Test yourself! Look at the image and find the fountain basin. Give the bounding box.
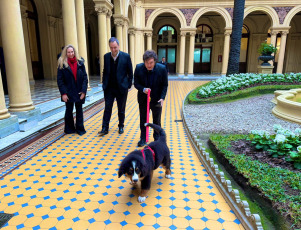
[272,88,301,124]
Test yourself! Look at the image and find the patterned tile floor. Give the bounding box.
[0,81,244,230]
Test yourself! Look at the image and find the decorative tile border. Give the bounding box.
[182,90,263,230]
[180,9,198,26]
[273,7,294,24]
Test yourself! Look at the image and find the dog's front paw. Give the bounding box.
[138,196,146,203]
[144,123,149,127]
[165,174,171,179]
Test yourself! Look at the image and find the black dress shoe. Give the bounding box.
[137,139,146,147]
[98,128,108,136]
[77,130,86,136]
[119,127,124,134]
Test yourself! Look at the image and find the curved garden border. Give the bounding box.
[182,90,264,230]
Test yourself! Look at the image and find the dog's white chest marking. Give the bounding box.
[132,161,139,181]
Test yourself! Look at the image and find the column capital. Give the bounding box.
[114,18,124,26]
[128,27,136,35]
[95,6,108,15]
[224,28,232,36]
[190,31,196,36]
[107,10,112,17]
[224,31,232,36]
[180,31,187,36]
[145,32,152,37]
[270,30,278,36]
[281,30,289,36]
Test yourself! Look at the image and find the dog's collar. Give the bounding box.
[141,146,155,162]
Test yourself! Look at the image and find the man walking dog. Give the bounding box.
[134,50,168,147]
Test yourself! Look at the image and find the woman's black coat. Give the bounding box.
[57,60,88,103]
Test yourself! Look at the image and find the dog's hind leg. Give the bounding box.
[162,156,172,179]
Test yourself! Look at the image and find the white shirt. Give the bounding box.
[111,51,120,61]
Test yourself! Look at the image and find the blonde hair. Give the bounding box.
[57,45,81,69]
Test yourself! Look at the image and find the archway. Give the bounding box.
[283,11,301,73]
[243,10,274,73]
[157,25,177,73]
[191,10,227,74]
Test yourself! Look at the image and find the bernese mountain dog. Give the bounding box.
[118,123,172,203]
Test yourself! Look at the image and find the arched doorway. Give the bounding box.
[22,0,44,80]
[194,24,213,73]
[239,25,250,73]
[283,11,301,73]
[157,25,177,73]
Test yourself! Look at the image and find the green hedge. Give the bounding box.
[209,134,301,228]
[188,84,301,104]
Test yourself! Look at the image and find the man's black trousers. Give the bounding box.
[139,102,162,141]
[102,88,128,129]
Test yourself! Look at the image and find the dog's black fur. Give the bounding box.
[118,123,171,202]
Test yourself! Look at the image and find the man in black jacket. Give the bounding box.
[98,37,133,136]
[160,57,169,74]
[134,50,168,147]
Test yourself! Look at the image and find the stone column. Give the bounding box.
[188,31,196,75]
[106,10,112,48]
[221,30,232,75]
[269,30,278,66]
[95,6,108,82]
[123,20,129,53]
[0,0,35,112]
[0,71,10,120]
[114,18,124,51]
[277,31,289,74]
[20,5,34,85]
[179,31,186,75]
[145,32,153,51]
[62,0,78,50]
[75,0,90,89]
[135,30,143,65]
[128,28,135,68]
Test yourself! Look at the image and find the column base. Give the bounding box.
[177,74,185,78]
[0,115,19,138]
[29,80,35,85]
[10,108,41,131]
[0,108,10,120]
[8,104,35,112]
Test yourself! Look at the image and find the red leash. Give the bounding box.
[146,89,151,143]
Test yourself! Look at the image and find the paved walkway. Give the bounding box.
[0,81,243,230]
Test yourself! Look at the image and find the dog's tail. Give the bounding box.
[145,123,166,142]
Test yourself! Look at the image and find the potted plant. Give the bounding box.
[258,42,277,66]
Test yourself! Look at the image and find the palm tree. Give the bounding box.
[226,0,246,75]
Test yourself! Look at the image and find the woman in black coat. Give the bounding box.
[57,45,88,135]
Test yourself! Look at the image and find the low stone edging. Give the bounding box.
[182,90,264,230]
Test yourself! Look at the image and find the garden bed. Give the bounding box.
[188,73,301,104]
[209,134,301,229]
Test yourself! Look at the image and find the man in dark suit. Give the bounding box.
[98,37,133,136]
[160,57,169,74]
[134,50,168,147]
